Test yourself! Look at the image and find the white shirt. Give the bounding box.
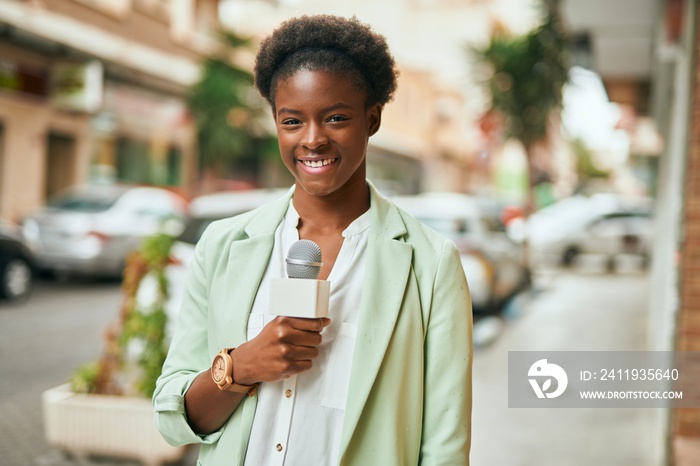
[243,201,370,466]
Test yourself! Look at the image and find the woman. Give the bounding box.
[154,14,473,466]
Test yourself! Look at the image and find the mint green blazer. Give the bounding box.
[154,181,473,465]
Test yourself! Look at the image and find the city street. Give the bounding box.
[0,0,694,462]
[0,260,654,466]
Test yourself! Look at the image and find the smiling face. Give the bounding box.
[273,69,381,200]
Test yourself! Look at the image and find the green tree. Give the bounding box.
[187,31,279,182]
[474,10,570,213]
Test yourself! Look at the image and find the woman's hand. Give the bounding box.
[231,316,331,385]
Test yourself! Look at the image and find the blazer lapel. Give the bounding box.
[218,188,294,347]
[340,183,412,455]
[223,235,275,345]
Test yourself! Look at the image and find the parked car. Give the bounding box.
[0,219,36,302]
[527,194,654,269]
[139,188,288,338]
[177,188,289,247]
[22,184,188,279]
[391,192,530,314]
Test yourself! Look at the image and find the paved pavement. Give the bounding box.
[471,259,659,466]
[0,257,657,465]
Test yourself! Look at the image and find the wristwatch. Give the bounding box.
[211,348,258,396]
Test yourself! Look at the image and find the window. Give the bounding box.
[72,0,131,18]
[0,123,4,198]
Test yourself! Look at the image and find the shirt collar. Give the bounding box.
[284,200,372,238]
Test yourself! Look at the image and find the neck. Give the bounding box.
[292,177,370,235]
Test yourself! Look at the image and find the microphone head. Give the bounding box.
[286,239,323,279]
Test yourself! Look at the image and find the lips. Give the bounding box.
[298,157,338,168]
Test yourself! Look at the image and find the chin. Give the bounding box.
[297,184,336,198]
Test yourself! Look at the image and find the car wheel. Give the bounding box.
[561,246,579,267]
[0,257,33,301]
[606,256,616,273]
[640,253,650,270]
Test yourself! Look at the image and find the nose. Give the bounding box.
[300,122,328,150]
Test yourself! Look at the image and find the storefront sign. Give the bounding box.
[0,58,49,99]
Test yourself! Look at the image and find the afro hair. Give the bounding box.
[254,15,399,109]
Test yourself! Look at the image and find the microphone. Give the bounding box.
[269,240,331,318]
[286,240,323,279]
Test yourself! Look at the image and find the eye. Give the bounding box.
[327,115,348,123]
[281,118,301,126]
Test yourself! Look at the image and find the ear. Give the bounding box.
[367,104,382,136]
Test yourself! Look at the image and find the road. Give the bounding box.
[0,278,127,465]
[0,261,655,465]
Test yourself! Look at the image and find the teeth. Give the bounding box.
[301,158,337,168]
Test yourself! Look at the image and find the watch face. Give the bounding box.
[212,355,226,383]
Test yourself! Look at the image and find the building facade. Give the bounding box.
[0,0,220,222]
[642,0,700,464]
[561,0,700,464]
[668,1,700,463]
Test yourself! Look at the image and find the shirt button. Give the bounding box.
[276,443,283,452]
[285,389,293,398]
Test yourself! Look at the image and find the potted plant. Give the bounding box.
[42,233,190,466]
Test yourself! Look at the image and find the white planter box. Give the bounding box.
[42,384,188,466]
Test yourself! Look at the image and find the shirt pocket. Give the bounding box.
[246,314,266,341]
[321,322,358,410]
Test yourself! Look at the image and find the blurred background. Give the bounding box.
[0,0,696,465]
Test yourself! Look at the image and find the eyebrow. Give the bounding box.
[277,102,354,116]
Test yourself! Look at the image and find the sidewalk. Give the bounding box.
[471,264,659,465]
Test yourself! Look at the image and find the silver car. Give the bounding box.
[22,184,187,278]
[0,219,36,302]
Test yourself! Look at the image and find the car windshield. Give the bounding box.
[47,187,125,213]
[177,217,216,245]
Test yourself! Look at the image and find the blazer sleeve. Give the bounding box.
[420,239,473,465]
[152,229,224,446]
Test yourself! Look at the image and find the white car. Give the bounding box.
[392,192,530,313]
[526,194,653,268]
[176,189,289,248]
[22,184,188,278]
[153,188,288,338]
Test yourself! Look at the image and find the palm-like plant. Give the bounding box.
[474,12,570,212]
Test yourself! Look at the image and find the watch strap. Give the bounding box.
[214,347,258,396]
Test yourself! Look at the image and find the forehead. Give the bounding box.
[273,69,367,111]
